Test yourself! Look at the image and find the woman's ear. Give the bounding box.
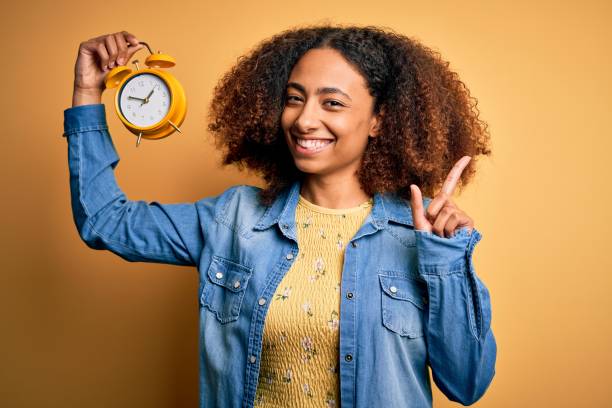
[369,108,384,138]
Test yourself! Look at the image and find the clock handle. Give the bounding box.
[136,41,154,55]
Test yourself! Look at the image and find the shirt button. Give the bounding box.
[346,292,354,299]
[233,280,241,289]
[215,272,223,279]
[250,355,256,363]
[258,298,267,306]
[389,286,398,294]
[345,353,353,362]
[351,242,357,248]
[283,224,289,229]
[286,253,294,260]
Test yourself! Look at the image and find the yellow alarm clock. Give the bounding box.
[104,41,186,147]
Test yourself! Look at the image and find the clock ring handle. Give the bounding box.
[135,42,177,69]
[136,41,154,55]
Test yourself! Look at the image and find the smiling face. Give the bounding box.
[281,47,381,181]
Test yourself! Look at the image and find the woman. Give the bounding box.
[65,24,496,408]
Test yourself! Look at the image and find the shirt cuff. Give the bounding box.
[63,104,108,137]
[415,226,483,274]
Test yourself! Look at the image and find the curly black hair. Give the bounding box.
[207,23,492,206]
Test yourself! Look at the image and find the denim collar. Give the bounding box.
[253,179,431,236]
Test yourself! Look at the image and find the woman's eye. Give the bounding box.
[323,100,344,108]
[286,95,301,103]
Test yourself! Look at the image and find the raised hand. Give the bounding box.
[72,31,144,106]
[409,156,475,238]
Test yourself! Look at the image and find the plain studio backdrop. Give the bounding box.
[1,0,610,406]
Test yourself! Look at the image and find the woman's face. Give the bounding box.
[281,47,380,179]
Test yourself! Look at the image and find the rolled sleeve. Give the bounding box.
[413,225,496,405]
[415,226,482,273]
[63,104,108,137]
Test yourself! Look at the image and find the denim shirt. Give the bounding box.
[63,104,496,408]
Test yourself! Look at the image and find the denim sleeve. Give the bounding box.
[63,103,207,266]
[415,226,497,405]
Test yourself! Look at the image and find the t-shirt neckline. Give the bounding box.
[298,194,373,214]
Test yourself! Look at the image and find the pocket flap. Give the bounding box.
[207,255,253,293]
[379,274,427,310]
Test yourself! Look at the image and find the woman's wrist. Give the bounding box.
[72,86,103,107]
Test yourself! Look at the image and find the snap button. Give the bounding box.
[345,353,353,362]
[215,272,223,279]
[250,355,256,363]
[286,253,294,260]
[233,280,241,289]
[389,286,398,294]
[351,242,357,248]
[258,298,267,306]
[346,292,354,299]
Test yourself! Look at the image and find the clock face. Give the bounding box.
[118,73,172,127]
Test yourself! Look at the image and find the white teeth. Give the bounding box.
[296,138,332,150]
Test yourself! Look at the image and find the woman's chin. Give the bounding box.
[292,160,324,175]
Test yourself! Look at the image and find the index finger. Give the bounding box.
[120,31,143,47]
[440,155,471,196]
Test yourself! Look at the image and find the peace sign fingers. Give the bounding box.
[409,155,475,237]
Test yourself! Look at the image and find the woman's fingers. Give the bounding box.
[115,33,128,65]
[444,217,461,238]
[82,31,142,71]
[104,35,119,70]
[118,32,144,65]
[441,156,471,196]
[113,32,131,65]
[433,206,474,238]
[409,184,431,232]
[425,192,449,223]
[122,31,142,47]
[411,184,475,238]
[432,205,452,237]
[74,31,143,91]
[425,156,471,222]
[95,41,110,72]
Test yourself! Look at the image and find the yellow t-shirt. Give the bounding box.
[254,194,373,407]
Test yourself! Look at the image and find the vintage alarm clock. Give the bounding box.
[104,41,186,147]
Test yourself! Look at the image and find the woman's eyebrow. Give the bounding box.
[286,82,352,101]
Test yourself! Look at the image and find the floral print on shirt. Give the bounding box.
[254,195,372,407]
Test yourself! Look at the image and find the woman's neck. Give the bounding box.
[299,174,372,209]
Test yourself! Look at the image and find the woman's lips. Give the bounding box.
[292,134,334,155]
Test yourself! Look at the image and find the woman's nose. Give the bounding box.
[293,100,320,133]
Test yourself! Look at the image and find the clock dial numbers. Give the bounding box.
[118,73,171,127]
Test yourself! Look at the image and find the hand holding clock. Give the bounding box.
[409,156,475,238]
[72,31,144,107]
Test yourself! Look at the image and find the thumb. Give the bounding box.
[410,184,431,232]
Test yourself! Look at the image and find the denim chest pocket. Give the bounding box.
[379,273,428,338]
[201,255,253,324]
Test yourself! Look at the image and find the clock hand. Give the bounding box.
[128,96,146,101]
[135,89,155,107]
[144,88,155,104]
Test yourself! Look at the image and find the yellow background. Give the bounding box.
[2,0,610,406]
